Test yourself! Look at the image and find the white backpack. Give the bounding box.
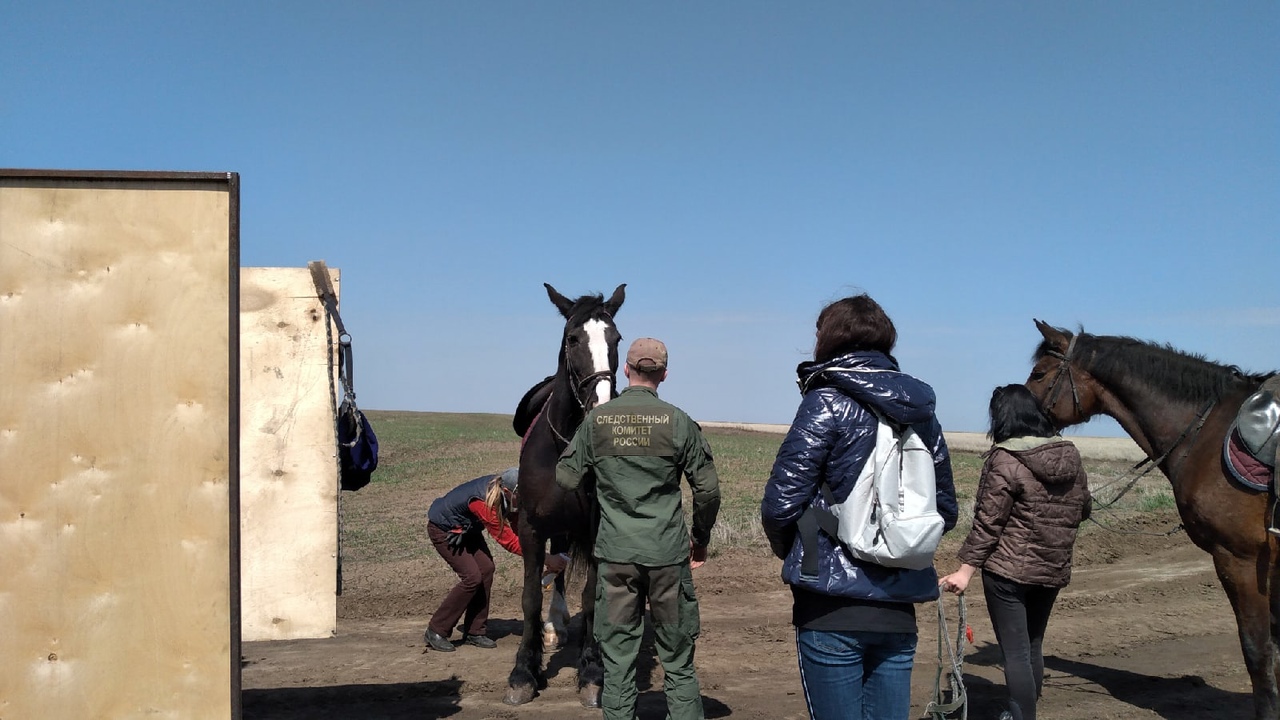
[824,413,944,570]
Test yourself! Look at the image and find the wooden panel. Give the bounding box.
[0,172,238,719]
[240,267,338,641]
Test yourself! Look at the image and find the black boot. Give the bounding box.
[424,627,456,652]
[463,634,497,649]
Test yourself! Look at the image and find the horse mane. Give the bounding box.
[1034,327,1269,406]
[560,292,612,326]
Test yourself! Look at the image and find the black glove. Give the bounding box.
[446,530,467,553]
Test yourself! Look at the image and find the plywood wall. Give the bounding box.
[240,267,338,641]
[0,172,239,719]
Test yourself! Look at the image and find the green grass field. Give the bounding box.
[346,411,1173,564]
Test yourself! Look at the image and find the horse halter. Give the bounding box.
[1042,333,1083,420]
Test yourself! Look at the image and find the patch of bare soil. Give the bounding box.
[242,506,1253,720]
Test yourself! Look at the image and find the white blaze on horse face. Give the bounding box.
[583,318,613,408]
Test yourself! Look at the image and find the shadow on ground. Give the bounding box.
[242,678,464,720]
[1044,656,1251,720]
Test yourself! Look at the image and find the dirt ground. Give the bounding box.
[241,502,1255,720]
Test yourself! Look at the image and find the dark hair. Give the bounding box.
[988,384,1057,443]
[814,294,897,363]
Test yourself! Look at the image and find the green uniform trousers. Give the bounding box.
[595,561,704,720]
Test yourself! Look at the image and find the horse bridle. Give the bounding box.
[1042,332,1215,516]
[541,370,615,447]
[563,328,618,412]
[539,334,618,448]
[1041,333,1082,419]
[572,369,615,407]
[1042,333,1213,466]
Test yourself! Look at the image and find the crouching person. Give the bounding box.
[424,467,567,652]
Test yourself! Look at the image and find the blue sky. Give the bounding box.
[4,3,1276,436]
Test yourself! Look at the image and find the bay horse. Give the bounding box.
[1025,320,1278,718]
[504,282,625,707]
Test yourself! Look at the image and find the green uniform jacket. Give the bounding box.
[556,386,721,566]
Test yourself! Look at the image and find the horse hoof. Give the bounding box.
[580,684,602,708]
[504,685,536,706]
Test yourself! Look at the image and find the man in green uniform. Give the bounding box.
[557,337,721,720]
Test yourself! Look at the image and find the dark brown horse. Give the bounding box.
[1025,320,1277,718]
[504,283,625,707]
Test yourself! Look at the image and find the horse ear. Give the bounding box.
[545,283,575,318]
[604,283,626,317]
[1034,319,1070,350]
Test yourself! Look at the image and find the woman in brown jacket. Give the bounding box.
[939,384,1091,720]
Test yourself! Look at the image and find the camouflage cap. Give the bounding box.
[626,337,668,372]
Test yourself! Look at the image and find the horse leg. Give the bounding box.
[576,557,604,708]
[1212,549,1280,719]
[543,571,570,649]
[1271,550,1280,714]
[543,538,572,649]
[504,540,547,706]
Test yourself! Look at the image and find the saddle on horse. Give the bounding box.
[1239,376,1280,467]
[513,375,555,439]
[1225,375,1280,533]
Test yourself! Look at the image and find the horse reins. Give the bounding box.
[529,398,573,449]
[1089,398,1216,510]
[1082,398,1214,537]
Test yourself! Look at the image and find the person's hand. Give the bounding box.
[938,572,968,594]
[690,542,708,569]
[544,553,569,575]
[939,564,975,594]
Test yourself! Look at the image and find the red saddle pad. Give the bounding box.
[1225,427,1272,492]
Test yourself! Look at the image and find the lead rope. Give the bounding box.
[320,286,344,596]
[924,592,969,720]
[311,261,345,596]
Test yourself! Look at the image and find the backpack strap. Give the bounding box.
[309,260,357,404]
[798,485,845,580]
[797,508,820,581]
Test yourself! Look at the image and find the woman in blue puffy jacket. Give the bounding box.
[760,293,958,720]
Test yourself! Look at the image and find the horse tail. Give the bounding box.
[549,486,599,588]
[565,540,594,587]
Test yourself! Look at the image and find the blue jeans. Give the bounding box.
[796,628,917,720]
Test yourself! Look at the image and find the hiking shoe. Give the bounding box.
[463,634,497,649]
[424,628,455,652]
